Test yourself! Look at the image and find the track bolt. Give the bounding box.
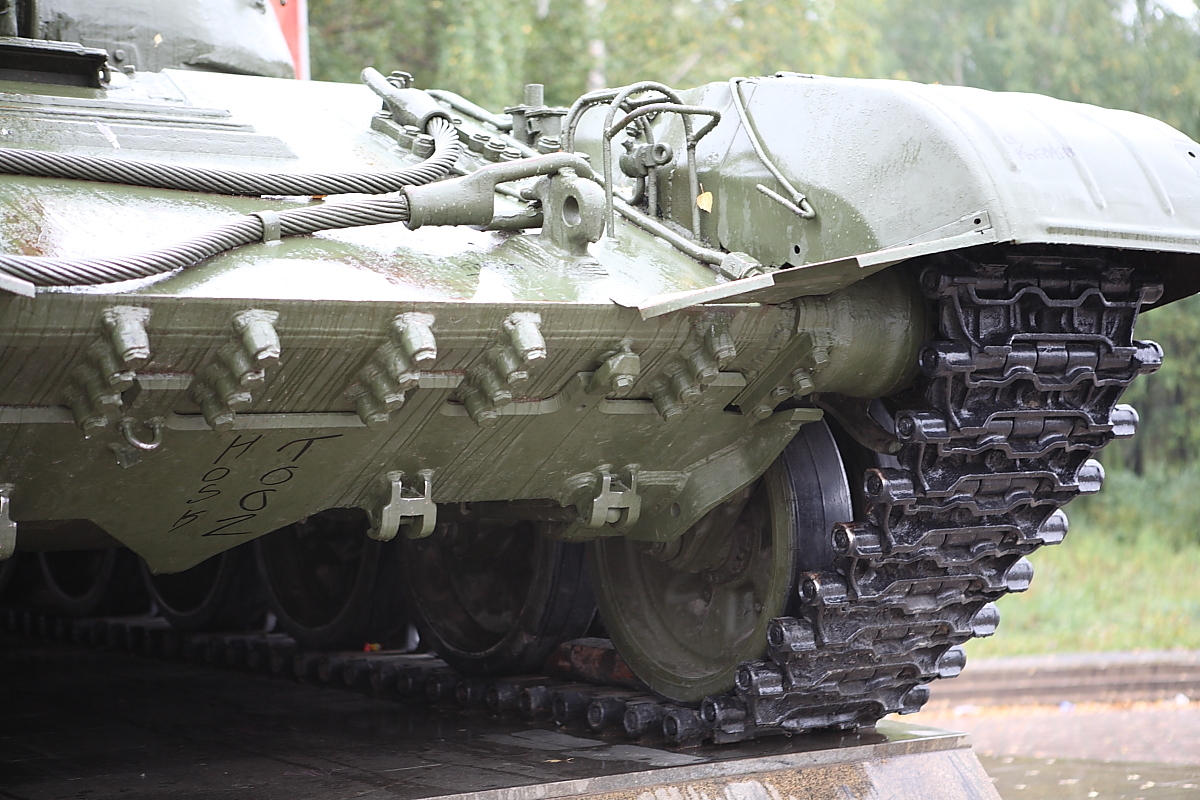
[735,662,785,696]
[663,706,709,745]
[897,684,931,715]
[1003,557,1034,592]
[701,695,748,730]
[587,696,627,731]
[1076,459,1105,494]
[970,603,1001,637]
[832,525,852,553]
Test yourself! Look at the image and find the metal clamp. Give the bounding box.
[252,211,282,243]
[562,82,722,239]
[118,417,164,451]
[369,470,436,541]
[403,152,594,230]
[600,82,721,239]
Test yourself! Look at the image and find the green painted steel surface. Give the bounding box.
[673,77,1200,267]
[0,63,1196,575]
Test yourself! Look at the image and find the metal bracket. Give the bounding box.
[528,168,606,256]
[587,343,641,396]
[368,470,436,541]
[734,331,831,420]
[0,484,14,561]
[646,316,738,421]
[109,442,143,469]
[458,313,548,427]
[64,306,152,435]
[577,465,641,529]
[349,312,437,429]
[815,396,901,454]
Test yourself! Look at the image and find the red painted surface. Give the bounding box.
[268,0,309,80]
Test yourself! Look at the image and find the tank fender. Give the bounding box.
[650,76,1200,289]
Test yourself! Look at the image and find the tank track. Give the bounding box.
[703,249,1165,742]
[0,250,1166,748]
[0,610,724,744]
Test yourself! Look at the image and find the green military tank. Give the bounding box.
[0,1,1197,741]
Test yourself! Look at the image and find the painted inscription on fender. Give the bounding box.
[167,434,343,538]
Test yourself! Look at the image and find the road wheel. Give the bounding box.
[142,543,266,631]
[38,548,150,617]
[255,508,408,650]
[586,420,853,702]
[402,517,595,675]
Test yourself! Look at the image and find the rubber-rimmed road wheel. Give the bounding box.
[255,508,408,650]
[38,548,150,617]
[141,543,266,631]
[586,420,853,703]
[401,517,596,675]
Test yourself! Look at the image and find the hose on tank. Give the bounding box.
[0,195,411,287]
[0,118,461,197]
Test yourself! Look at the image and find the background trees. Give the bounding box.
[307,0,1200,137]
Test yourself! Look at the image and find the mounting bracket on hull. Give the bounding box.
[0,484,14,561]
[733,331,830,420]
[577,465,642,529]
[368,470,436,542]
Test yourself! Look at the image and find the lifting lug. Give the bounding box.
[118,416,164,452]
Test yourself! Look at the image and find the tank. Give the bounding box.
[1,10,1198,742]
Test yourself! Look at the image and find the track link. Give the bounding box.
[708,249,1164,742]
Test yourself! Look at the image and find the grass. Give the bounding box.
[963,465,1200,659]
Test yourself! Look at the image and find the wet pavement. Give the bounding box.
[3,631,1199,800]
[904,697,1200,799]
[0,635,994,800]
[979,755,1200,800]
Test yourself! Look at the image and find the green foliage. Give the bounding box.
[308,0,532,110]
[1104,293,1200,473]
[307,0,1200,139]
[877,0,1200,138]
[965,491,1200,657]
[1068,464,1200,549]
